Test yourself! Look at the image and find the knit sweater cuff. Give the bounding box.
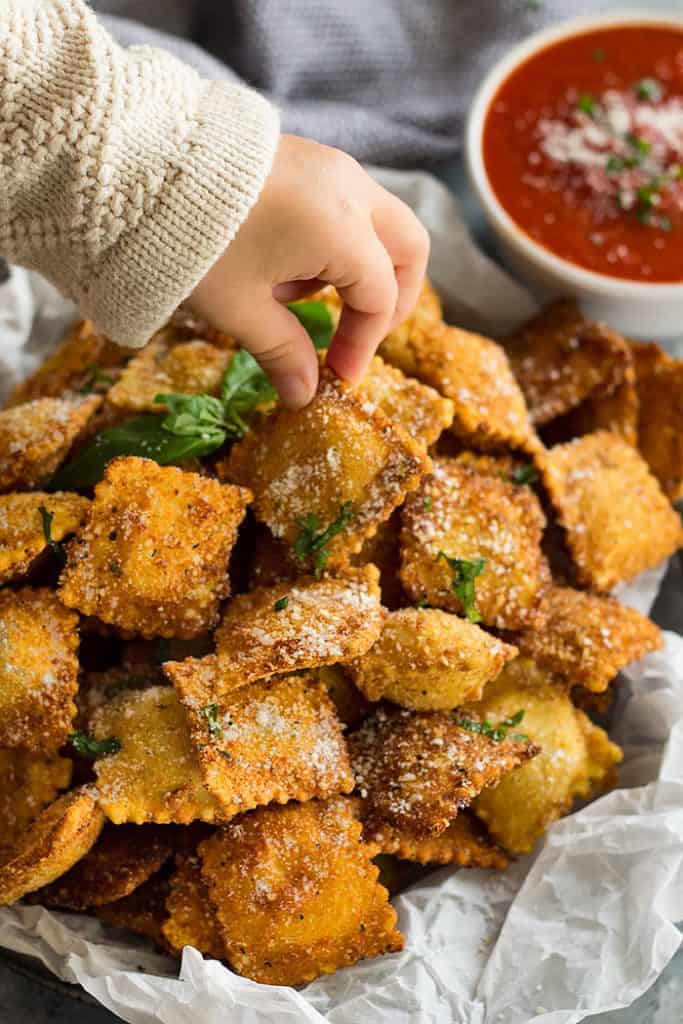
[83,82,280,347]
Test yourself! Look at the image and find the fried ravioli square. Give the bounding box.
[348,607,517,710]
[220,369,429,570]
[381,321,537,452]
[162,853,227,959]
[355,355,454,448]
[349,706,538,841]
[0,787,105,906]
[211,566,384,689]
[0,492,90,584]
[0,749,73,859]
[0,396,101,492]
[631,341,683,502]
[59,457,251,638]
[540,432,682,591]
[166,666,354,818]
[400,459,548,629]
[199,797,403,985]
[108,333,233,413]
[471,658,622,853]
[373,809,509,868]
[89,686,223,825]
[504,300,631,425]
[0,588,79,750]
[510,587,662,693]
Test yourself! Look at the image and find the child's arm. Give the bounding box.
[0,1,428,406]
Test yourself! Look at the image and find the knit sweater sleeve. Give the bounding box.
[0,0,280,346]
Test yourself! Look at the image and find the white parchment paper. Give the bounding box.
[0,168,680,1024]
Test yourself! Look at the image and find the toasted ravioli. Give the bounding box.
[380,321,537,452]
[374,810,509,868]
[108,334,233,413]
[29,823,174,910]
[0,749,72,858]
[510,587,662,693]
[631,342,683,502]
[0,492,90,584]
[59,457,251,638]
[471,658,622,853]
[355,356,454,448]
[167,667,353,818]
[540,432,682,591]
[0,396,101,492]
[96,869,171,947]
[162,854,226,959]
[220,369,429,570]
[6,320,129,406]
[0,588,79,750]
[400,459,548,629]
[0,787,105,906]
[504,300,631,425]
[199,798,403,986]
[90,686,223,825]
[211,567,384,688]
[349,608,517,710]
[349,706,538,840]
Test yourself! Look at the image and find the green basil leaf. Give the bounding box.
[288,300,334,350]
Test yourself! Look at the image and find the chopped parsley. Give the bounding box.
[577,93,597,117]
[627,133,651,157]
[455,709,527,743]
[274,596,289,611]
[202,703,222,737]
[38,504,65,564]
[510,463,539,486]
[437,552,485,623]
[294,502,355,578]
[634,77,662,103]
[69,731,121,759]
[423,496,433,511]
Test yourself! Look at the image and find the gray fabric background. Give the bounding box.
[94,0,627,167]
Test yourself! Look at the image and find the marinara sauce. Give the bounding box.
[483,25,683,282]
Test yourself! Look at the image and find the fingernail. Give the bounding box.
[277,374,314,409]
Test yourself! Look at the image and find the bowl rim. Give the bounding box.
[465,8,683,298]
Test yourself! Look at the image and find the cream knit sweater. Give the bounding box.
[0,0,280,346]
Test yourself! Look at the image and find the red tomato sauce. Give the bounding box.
[483,24,683,282]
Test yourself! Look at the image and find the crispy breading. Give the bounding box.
[6,320,130,406]
[355,355,454,448]
[381,320,538,452]
[89,686,223,825]
[0,787,105,906]
[351,509,404,609]
[28,824,175,910]
[348,608,517,710]
[509,586,662,693]
[309,664,370,727]
[504,300,631,425]
[379,277,443,355]
[162,854,226,959]
[96,868,171,947]
[540,432,682,591]
[0,749,72,859]
[400,459,548,629]
[167,667,354,818]
[372,810,510,868]
[199,797,403,986]
[349,705,538,840]
[59,457,251,638]
[108,333,233,413]
[0,491,90,584]
[210,567,384,688]
[631,341,683,502]
[0,396,101,492]
[471,657,622,852]
[0,588,79,750]
[220,369,429,570]
[542,370,639,448]
[76,666,161,724]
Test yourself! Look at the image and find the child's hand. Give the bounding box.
[189,134,430,408]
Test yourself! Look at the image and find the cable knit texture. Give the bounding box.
[0,0,280,346]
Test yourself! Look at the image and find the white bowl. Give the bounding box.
[465,10,683,338]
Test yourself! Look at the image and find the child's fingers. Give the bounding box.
[323,228,398,384]
[370,186,430,330]
[235,297,320,409]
